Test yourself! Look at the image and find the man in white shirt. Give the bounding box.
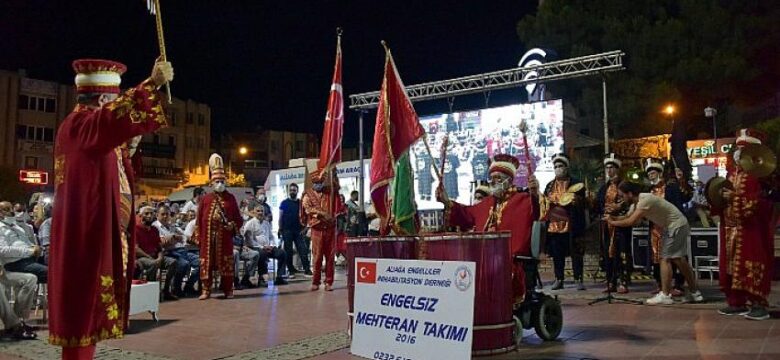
[242,202,288,287]
[180,187,204,215]
[0,202,46,284]
[154,205,200,297]
[0,203,39,339]
[606,182,702,305]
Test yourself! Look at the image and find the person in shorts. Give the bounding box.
[606,181,703,305]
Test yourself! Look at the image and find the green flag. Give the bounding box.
[391,151,419,235]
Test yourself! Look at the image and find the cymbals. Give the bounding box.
[567,183,584,193]
[558,192,575,206]
[705,176,733,210]
[738,144,777,178]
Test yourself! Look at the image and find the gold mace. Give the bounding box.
[147,0,172,104]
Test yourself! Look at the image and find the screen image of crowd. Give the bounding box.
[410,100,565,210]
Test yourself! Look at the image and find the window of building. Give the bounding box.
[45,98,56,113]
[186,113,194,124]
[16,125,26,139]
[168,135,175,146]
[44,128,54,142]
[197,114,205,126]
[186,136,193,148]
[153,134,160,144]
[35,127,44,141]
[167,111,177,126]
[16,125,55,142]
[296,140,304,152]
[271,140,279,153]
[24,156,38,169]
[18,95,56,112]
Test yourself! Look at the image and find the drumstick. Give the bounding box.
[519,120,536,218]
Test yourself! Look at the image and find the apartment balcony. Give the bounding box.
[140,166,183,181]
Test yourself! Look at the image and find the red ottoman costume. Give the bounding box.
[49,59,167,359]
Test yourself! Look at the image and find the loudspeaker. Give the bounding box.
[688,228,719,259]
[631,227,652,271]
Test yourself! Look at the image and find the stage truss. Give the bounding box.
[348,50,625,109]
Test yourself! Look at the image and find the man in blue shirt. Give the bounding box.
[279,183,312,277]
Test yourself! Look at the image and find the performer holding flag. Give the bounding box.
[301,29,345,291]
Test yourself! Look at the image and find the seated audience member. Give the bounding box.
[0,202,46,283]
[154,205,200,297]
[135,206,178,300]
[0,266,38,340]
[37,206,52,265]
[232,223,261,289]
[242,202,289,287]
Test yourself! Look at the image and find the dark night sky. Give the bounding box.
[1,1,536,146]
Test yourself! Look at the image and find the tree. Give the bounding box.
[517,0,780,138]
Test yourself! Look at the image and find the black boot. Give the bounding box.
[233,277,245,290]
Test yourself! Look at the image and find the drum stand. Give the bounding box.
[589,222,643,306]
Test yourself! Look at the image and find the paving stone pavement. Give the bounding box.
[0,330,349,360]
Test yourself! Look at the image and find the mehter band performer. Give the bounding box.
[715,128,775,320]
[437,154,539,303]
[49,59,173,360]
[595,153,633,293]
[194,153,243,300]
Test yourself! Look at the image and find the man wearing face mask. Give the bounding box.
[301,169,345,291]
[255,187,273,224]
[279,183,311,277]
[645,158,685,295]
[193,153,244,300]
[438,154,540,303]
[49,58,173,360]
[595,154,632,293]
[712,129,774,320]
[543,153,587,291]
[0,203,47,286]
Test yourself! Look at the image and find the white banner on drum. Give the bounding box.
[351,258,476,360]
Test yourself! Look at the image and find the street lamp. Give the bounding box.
[238,146,248,156]
[664,104,675,116]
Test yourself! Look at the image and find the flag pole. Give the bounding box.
[152,0,172,103]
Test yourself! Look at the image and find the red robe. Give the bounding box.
[718,168,775,305]
[49,79,167,348]
[194,191,243,291]
[446,187,537,302]
[301,187,345,286]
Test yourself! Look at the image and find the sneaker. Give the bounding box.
[576,280,586,291]
[257,279,269,288]
[162,291,179,301]
[287,273,296,279]
[744,307,770,321]
[274,278,288,286]
[550,280,564,290]
[646,292,673,305]
[617,285,629,294]
[304,270,314,277]
[687,290,704,303]
[717,306,749,316]
[670,288,684,297]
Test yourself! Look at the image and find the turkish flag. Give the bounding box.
[317,35,343,172]
[356,262,377,284]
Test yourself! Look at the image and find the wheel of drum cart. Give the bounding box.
[532,296,562,341]
[512,315,523,346]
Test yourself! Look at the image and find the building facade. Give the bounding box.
[0,69,212,199]
[0,69,76,191]
[217,130,319,188]
[136,98,212,200]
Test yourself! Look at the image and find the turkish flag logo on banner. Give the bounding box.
[356,262,377,284]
